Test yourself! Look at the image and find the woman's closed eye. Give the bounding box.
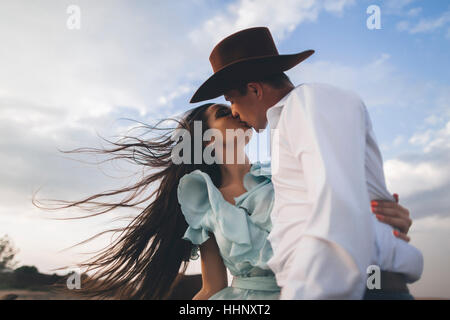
[215,107,232,119]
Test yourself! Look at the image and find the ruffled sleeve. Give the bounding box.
[248,161,272,178]
[177,169,253,260]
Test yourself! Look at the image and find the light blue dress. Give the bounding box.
[177,161,280,300]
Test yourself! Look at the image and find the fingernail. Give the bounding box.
[371,201,378,207]
[393,194,399,202]
[393,230,399,237]
[376,214,383,220]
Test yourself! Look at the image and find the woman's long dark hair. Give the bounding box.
[32,103,222,299]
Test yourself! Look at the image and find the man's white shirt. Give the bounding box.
[265,82,423,299]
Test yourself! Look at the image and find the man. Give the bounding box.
[190,27,423,299]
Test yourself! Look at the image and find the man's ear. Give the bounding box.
[247,82,263,99]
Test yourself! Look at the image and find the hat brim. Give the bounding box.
[190,50,314,103]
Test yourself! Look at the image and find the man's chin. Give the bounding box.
[253,123,267,132]
[239,121,253,130]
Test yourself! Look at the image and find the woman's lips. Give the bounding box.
[240,121,251,128]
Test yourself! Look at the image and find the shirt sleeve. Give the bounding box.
[277,83,376,299]
[363,103,396,201]
[362,102,424,282]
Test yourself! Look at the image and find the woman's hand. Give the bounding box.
[371,193,413,242]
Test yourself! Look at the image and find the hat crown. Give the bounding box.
[209,27,279,73]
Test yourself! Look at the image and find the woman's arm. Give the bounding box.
[371,193,413,242]
[192,233,228,300]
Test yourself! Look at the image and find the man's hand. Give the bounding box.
[371,193,413,242]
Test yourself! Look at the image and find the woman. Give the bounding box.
[33,103,416,300]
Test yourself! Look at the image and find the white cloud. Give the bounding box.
[423,121,450,153]
[383,118,450,217]
[322,0,355,14]
[409,130,433,146]
[157,85,196,107]
[397,20,411,32]
[189,0,355,49]
[384,156,449,198]
[383,0,415,14]
[410,11,450,34]
[409,215,450,299]
[287,52,434,112]
[0,0,219,124]
[393,135,405,146]
[397,10,450,35]
[407,7,422,17]
[424,114,442,126]
[382,118,450,299]
[408,120,450,153]
[413,215,450,233]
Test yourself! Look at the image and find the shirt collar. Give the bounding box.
[265,87,294,129]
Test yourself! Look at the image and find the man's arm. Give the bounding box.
[363,104,413,241]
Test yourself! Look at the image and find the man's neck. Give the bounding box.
[274,83,295,105]
[263,83,295,115]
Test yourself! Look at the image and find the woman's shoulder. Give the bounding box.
[177,170,224,252]
[177,170,223,226]
[177,162,272,207]
[177,169,254,254]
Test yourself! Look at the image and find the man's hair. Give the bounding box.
[231,72,293,96]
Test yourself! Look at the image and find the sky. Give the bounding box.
[0,0,449,298]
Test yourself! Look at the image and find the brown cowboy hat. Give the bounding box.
[190,27,314,103]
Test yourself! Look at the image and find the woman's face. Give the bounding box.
[205,104,253,149]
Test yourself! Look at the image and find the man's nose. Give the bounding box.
[231,109,240,119]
